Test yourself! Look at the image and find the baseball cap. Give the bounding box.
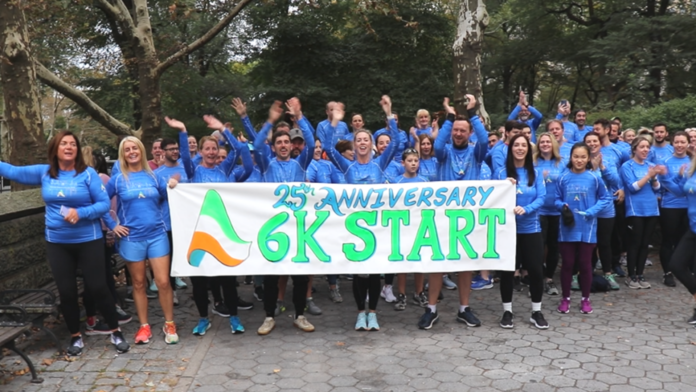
[289,128,304,141]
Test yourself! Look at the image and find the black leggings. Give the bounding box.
[190,276,238,318]
[659,208,689,273]
[501,233,544,304]
[353,275,381,311]
[83,235,119,316]
[166,231,177,289]
[671,230,696,294]
[611,201,628,267]
[47,239,119,334]
[384,274,394,285]
[626,216,658,278]
[595,217,615,274]
[540,215,560,279]
[263,275,308,318]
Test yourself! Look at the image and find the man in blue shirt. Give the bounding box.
[574,109,593,140]
[507,91,542,143]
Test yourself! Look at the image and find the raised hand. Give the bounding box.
[203,114,224,131]
[285,97,302,120]
[518,90,526,106]
[164,116,186,132]
[466,94,476,110]
[331,105,345,126]
[268,100,283,123]
[380,95,392,116]
[231,98,247,117]
[442,97,455,115]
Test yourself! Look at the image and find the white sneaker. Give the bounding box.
[645,258,653,266]
[380,285,397,303]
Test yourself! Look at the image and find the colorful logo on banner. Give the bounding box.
[187,190,251,267]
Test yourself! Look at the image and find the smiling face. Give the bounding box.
[201,139,219,166]
[623,130,636,144]
[57,135,78,163]
[216,148,228,165]
[151,140,162,159]
[291,137,305,158]
[341,148,355,161]
[673,134,688,156]
[123,141,142,166]
[451,120,472,148]
[313,140,322,160]
[272,135,292,161]
[163,143,180,164]
[353,131,373,159]
[585,134,601,155]
[511,137,529,163]
[633,139,651,161]
[575,111,587,127]
[402,154,419,175]
[571,146,589,173]
[351,115,364,130]
[538,134,553,155]
[419,137,433,157]
[417,111,430,129]
[548,121,564,143]
[376,134,390,154]
[610,124,620,141]
[521,127,532,141]
[653,126,668,144]
[188,136,197,153]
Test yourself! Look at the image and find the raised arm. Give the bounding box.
[232,97,259,142]
[434,97,456,161]
[375,95,398,171]
[166,116,195,179]
[0,162,48,185]
[287,97,316,171]
[253,100,283,174]
[231,137,253,182]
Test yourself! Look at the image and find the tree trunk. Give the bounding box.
[452,0,490,126]
[0,0,46,191]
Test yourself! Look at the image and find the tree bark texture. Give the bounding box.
[0,0,46,190]
[453,0,490,126]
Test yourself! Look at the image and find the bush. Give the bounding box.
[588,95,696,133]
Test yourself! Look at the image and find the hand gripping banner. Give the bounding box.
[168,181,516,276]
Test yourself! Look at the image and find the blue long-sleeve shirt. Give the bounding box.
[232,164,262,183]
[480,162,492,180]
[555,114,580,142]
[554,170,612,243]
[322,118,399,184]
[508,105,543,143]
[648,144,674,164]
[662,172,696,232]
[434,115,489,181]
[180,129,252,183]
[418,157,439,182]
[154,164,189,232]
[534,158,565,216]
[0,163,109,244]
[255,117,315,182]
[490,144,508,173]
[408,126,433,147]
[316,119,351,143]
[306,159,332,183]
[103,170,167,241]
[592,165,620,219]
[658,155,690,209]
[374,127,408,162]
[494,167,546,234]
[384,160,405,183]
[620,160,661,217]
[575,125,593,142]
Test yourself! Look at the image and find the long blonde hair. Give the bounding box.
[533,132,562,166]
[118,137,153,179]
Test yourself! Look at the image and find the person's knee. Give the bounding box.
[155,276,172,291]
[131,276,147,291]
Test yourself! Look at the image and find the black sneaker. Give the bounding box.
[663,273,676,287]
[110,331,130,353]
[125,289,134,303]
[688,309,696,325]
[85,320,112,336]
[457,308,481,327]
[513,276,523,292]
[237,297,254,310]
[212,302,231,317]
[67,336,84,357]
[417,308,439,330]
[530,311,549,330]
[145,287,158,299]
[244,276,253,285]
[500,311,514,329]
[116,306,133,325]
[254,286,264,302]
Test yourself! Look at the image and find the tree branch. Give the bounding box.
[95,0,137,39]
[155,0,254,76]
[35,62,140,138]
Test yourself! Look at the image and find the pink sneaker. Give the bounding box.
[580,299,593,314]
[557,298,570,314]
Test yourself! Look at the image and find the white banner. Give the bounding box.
[169,181,516,276]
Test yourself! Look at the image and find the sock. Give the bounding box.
[532,302,541,312]
[141,323,149,327]
[459,305,469,313]
[428,304,437,313]
[503,302,512,313]
[582,297,589,301]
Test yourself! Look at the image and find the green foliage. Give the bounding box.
[589,95,696,133]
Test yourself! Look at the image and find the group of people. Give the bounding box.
[4,91,696,357]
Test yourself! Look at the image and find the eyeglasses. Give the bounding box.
[404,148,418,154]
[164,147,179,152]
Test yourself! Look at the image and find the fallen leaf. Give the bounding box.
[41,358,55,366]
[117,372,126,377]
[606,302,613,306]
[178,367,186,371]
[336,342,345,346]
[145,381,155,387]
[273,369,281,373]
[181,358,189,362]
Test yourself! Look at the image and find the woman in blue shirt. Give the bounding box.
[533,133,565,296]
[620,136,666,289]
[0,131,129,356]
[493,134,548,330]
[657,131,691,287]
[555,143,612,314]
[104,137,179,346]
[413,134,439,182]
[661,156,696,324]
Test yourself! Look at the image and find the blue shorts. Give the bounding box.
[119,233,170,262]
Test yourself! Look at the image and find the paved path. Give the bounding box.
[2,260,696,392]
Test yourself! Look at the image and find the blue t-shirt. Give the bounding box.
[662,172,696,233]
[480,162,492,180]
[494,167,546,234]
[154,164,189,232]
[620,160,660,217]
[255,117,314,183]
[659,155,690,209]
[0,163,109,244]
[434,115,489,181]
[554,170,612,243]
[418,158,439,182]
[104,171,167,241]
[534,158,565,216]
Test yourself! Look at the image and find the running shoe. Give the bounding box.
[613,265,626,278]
[163,321,179,344]
[580,298,593,314]
[237,297,254,310]
[418,308,439,330]
[67,335,84,357]
[355,312,367,331]
[457,308,481,327]
[85,319,112,336]
[645,258,653,266]
[471,277,493,290]
[293,315,315,332]
[412,292,428,308]
[230,316,245,334]
[149,280,158,293]
[571,275,580,291]
[254,286,264,302]
[545,281,559,295]
[274,300,286,317]
[134,324,152,344]
[110,331,130,353]
[193,318,211,336]
[366,312,380,331]
[604,274,620,290]
[257,317,275,335]
[530,311,549,329]
[638,276,651,289]
[626,277,641,289]
[394,293,407,311]
[500,311,514,329]
[175,277,188,289]
[306,298,322,315]
[557,298,570,314]
[663,273,676,287]
[380,285,397,303]
[213,302,231,317]
[329,287,343,303]
[116,305,132,325]
[442,274,457,290]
